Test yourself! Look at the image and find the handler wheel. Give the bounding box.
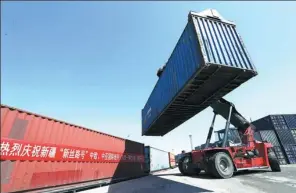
[178,156,190,175]
[204,162,214,176]
[178,155,198,176]
[195,168,202,175]
[209,152,234,179]
[268,153,281,172]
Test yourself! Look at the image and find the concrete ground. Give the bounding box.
[79,165,296,193]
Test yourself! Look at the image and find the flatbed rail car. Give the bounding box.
[0,105,146,193]
[142,9,257,136]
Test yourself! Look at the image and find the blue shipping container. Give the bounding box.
[253,115,296,145]
[283,144,296,164]
[253,114,296,164]
[291,129,296,141]
[255,130,287,165]
[283,114,296,130]
[142,9,257,136]
[276,129,296,145]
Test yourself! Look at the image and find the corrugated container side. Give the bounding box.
[193,12,255,70]
[272,146,287,165]
[272,117,296,164]
[146,146,170,172]
[283,144,296,164]
[1,105,146,193]
[258,130,280,146]
[255,130,287,165]
[291,129,296,141]
[142,20,203,135]
[283,115,296,130]
[253,115,296,164]
[270,115,290,130]
[252,115,296,144]
[142,10,257,136]
[275,129,296,145]
[252,116,274,131]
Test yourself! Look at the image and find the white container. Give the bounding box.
[145,146,170,172]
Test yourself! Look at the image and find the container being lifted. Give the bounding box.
[142,9,257,136]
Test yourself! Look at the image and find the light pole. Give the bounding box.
[189,134,193,150]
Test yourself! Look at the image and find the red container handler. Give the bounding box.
[0,105,146,193]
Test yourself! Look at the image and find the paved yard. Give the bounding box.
[79,165,296,193]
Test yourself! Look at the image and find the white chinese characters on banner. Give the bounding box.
[122,154,127,161]
[1,141,57,159]
[69,150,75,158]
[126,155,136,161]
[113,154,119,161]
[90,152,99,160]
[61,148,86,160]
[40,146,49,157]
[48,147,56,158]
[75,150,80,159]
[20,144,32,157]
[81,150,86,159]
[9,143,22,156]
[62,148,70,158]
[1,141,143,163]
[137,155,144,162]
[0,141,10,156]
[32,145,42,157]
[101,152,121,161]
[93,152,98,160]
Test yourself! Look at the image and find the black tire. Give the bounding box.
[209,152,234,179]
[204,162,214,177]
[178,155,199,176]
[268,153,281,172]
[195,168,202,175]
[178,156,190,175]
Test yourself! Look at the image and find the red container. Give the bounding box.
[1,105,146,193]
[168,152,176,168]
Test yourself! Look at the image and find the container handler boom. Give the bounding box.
[205,98,253,148]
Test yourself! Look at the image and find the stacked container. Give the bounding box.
[254,130,287,165]
[291,129,296,142]
[252,114,296,164]
[1,105,146,193]
[283,115,296,164]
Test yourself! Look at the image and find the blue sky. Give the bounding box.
[2,1,296,154]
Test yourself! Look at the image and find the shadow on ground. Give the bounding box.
[155,172,215,180]
[105,175,213,193]
[154,170,270,179]
[234,170,271,176]
[77,140,210,192]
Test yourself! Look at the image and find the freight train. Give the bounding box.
[0,105,175,193]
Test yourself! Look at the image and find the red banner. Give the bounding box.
[0,138,144,163]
